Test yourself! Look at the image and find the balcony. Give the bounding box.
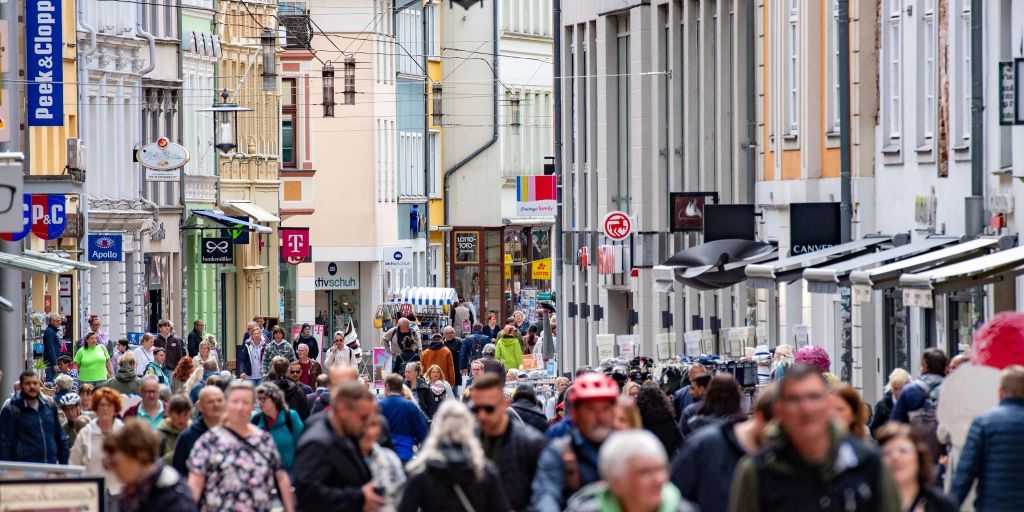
[279,2,311,51]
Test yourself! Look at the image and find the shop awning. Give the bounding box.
[189,210,272,234]
[655,239,777,291]
[899,244,1024,293]
[0,250,95,274]
[390,287,459,306]
[803,236,958,294]
[848,236,1010,289]
[745,235,893,289]
[222,200,280,223]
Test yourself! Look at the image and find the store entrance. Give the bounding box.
[315,289,360,338]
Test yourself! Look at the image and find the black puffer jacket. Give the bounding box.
[398,445,510,512]
[293,412,373,511]
[510,398,550,434]
[480,417,548,511]
[271,377,311,420]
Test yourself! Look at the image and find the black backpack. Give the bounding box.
[908,379,945,462]
[394,351,420,374]
[467,335,485,361]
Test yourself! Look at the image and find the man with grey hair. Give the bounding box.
[383,317,419,355]
[123,375,165,430]
[567,430,696,512]
[479,343,506,383]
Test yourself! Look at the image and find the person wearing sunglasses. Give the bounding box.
[470,373,546,512]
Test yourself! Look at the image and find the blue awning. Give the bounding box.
[390,287,459,306]
[190,210,271,233]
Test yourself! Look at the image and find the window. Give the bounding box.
[428,131,440,198]
[395,6,422,76]
[825,0,840,134]
[918,0,936,146]
[281,78,297,168]
[955,0,971,145]
[425,1,440,60]
[399,131,424,197]
[616,17,630,213]
[784,0,799,135]
[882,0,903,145]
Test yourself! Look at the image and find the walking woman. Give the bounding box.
[252,383,304,475]
[103,418,196,512]
[171,357,195,394]
[398,401,510,512]
[876,423,957,512]
[70,387,124,504]
[188,380,294,512]
[75,331,114,386]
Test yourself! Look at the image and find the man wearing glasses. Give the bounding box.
[729,364,900,511]
[470,373,547,512]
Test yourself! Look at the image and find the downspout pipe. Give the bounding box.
[966,0,984,237]
[443,0,499,225]
[552,0,563,368]
[136,2,157,76]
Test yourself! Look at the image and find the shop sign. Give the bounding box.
[577,246,589,267]
[314,261,359,290]
[903,288,934,309]
[596,334,615,361]
[454,231,479,263]
[87,233,122,262]
[515,175,557,217]
[26,0,64,127]
[531,258,552,280]
[0,478,104,511]
[201,236,233,264]
[998,60,1024,126]
[383,245,412,269]
[504,253,512,280]
[221,215,250,245]
[30,193,66,240]
[602,211,632,241]
[670,192,719,233]
[58,274,72,316]
[138,137,190,171]
[0,193,29,241]
[655,332,675,361]
[704,204,756,242]
[789,202,841,255]
[281,227,311,265]
[683,331,701,357]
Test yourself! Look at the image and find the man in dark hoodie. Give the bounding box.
[510,384,551,434]
[171,386,224,476]
[293,323,319,361]
[269,356,311,420]
[102,353,142,396]
[186,319,204,357]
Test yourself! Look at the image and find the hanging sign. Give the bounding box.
[201,236,233,264]
[602,211,632,241]
[30,193,66,240]
[454,231,479,263]
[670,192,719,232]
[0,193,30,241]
[26,0,64,126]
[383,245,412,269]
[138,137,190,181]
[281,227,311,265]
[903,288,934,309]
[999,61,1018,126]
[531,258,552,280]
[221,215,250,244]
[515,175,557,217]
[87,233,122,262]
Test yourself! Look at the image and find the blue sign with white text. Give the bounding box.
[26,0,64,126]
[88,233,123,262]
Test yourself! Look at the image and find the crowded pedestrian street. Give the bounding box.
[4,0,1024,511]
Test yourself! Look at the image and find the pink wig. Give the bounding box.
[795,345,831,373]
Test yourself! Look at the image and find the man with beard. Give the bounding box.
[269,356,311,420]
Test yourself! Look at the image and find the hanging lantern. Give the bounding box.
[261,27,277,92]
[199,89,254,154]
[510,94,522,135]
[432,82,443,126]
[322,61,336,117]
[343,56,356,105]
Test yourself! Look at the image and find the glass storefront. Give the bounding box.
[315,289,360,337]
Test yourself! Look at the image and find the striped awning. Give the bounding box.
[390,287,459,306]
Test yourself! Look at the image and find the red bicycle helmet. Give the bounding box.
[568,373,619,404]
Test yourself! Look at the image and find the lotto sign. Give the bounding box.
[602,211,632,241]
[30,194,66,240]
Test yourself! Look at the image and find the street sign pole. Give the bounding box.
[0,0,24,391]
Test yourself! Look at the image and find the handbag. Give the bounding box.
[222,427,283,500]
[452,483,476,512]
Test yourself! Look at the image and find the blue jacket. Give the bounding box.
[545,417,575,439]
[459,333,487,371]
[378,395,427,462]
[236,343,253,378]
[0,393,70,464]
[672,385,698,418]
[890,374,943,423]
[670,418,745,512]
[951,397,1024,509]
[531,428,601,512]
[172,418,210,476]
[43,324,62,369]
[252,409,304,470]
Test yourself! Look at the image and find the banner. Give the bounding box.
[26,0,64,126]
[30,193,66,240]
[280,227,311,265]
[515,175,556,217]
[87,233,122,262]
[0,193,30,241]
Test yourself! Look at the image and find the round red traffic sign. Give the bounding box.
[602,211,632,241]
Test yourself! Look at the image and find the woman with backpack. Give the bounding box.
[392,336,421,375]
[252,383,304,476]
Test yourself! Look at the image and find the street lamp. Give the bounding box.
[261,27,277,92]
[199,89,254,154]
[510,94,521,135]
[322,61,335,117]
[432,82,443,126]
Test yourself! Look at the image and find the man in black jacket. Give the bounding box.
[186,319,204,357]
[171,385,224,476]
[154,320,186,375]
[293,381,384,511]
[471,373,547,512]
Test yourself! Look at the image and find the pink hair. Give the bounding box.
[972,312,1024,370]
[795,345,831,373]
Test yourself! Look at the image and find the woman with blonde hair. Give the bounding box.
[195,337,219,366]
[870,367,911,436]
[399,401,509,511]
[621,381,642,400]
[613,396,642,431]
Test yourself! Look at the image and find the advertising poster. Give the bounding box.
[372,347,391,390]
[0,478,104,511]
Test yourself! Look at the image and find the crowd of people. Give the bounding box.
[2,309,1024,512]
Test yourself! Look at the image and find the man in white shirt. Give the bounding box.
[238,325,265,385]
[132,334,157,377]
